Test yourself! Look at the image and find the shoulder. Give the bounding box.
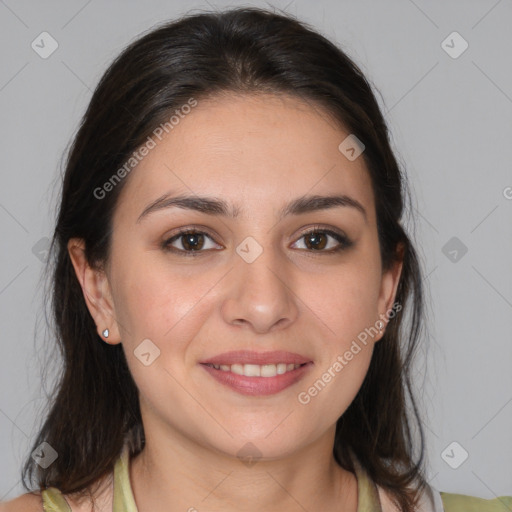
[0,474,114,512]
[440,491,512,511]
[0,492,43,512]
[378,483,512,512]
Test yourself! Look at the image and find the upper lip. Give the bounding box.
[200,350,312,366]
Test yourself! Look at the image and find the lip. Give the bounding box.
[200,350,312,366]
[200,361,313,396]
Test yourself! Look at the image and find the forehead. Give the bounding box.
[114,93,375,223]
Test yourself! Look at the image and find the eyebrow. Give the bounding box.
[136,192,367,224]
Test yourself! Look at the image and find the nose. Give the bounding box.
[220,245,299,334]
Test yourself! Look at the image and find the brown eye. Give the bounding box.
[303,231,328,250]
[162,229,221,256]
[179,232,206,251]
[293,228,353,253]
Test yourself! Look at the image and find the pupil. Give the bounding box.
[184,233,203,250]
[307,232,326,250]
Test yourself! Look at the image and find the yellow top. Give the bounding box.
[40,445,512,511]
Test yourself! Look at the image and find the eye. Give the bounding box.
[162,225,353,257]
[292,226,353,253]
[162,228,221,256]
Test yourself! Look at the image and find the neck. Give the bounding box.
[129,425,358,512]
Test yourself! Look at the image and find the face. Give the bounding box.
[69,93,402,461]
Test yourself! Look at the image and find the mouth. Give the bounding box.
[199,353,313,396]
[200,349,312,367]
[201,362,309,377]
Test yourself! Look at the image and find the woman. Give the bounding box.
[2,6,510,512]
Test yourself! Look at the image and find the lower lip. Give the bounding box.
[200,363,313,396]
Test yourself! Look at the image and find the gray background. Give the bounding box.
[1,0,511,501]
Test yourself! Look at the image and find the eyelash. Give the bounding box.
[161,225,353,258]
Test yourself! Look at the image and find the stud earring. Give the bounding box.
[376,320,384,331]
[102,328,109,339]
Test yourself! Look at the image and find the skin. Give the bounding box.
[66,93,403,512]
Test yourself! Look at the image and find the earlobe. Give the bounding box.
[67,238,122,345]
[376,244,405,341]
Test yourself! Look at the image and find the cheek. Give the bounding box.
[113,263,211,405]
[311,263,381,341]
[296,332,374,429]
[112,256,209,343]
[298,261,380,412]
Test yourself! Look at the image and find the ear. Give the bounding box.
[374,243,404,342]
[67,238,122,345]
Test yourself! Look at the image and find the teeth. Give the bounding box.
[208,362,303,377]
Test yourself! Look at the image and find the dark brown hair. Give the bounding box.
[22,6,430,511]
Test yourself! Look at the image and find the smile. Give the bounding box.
[200,362,313,396]
[203,362,305,377]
